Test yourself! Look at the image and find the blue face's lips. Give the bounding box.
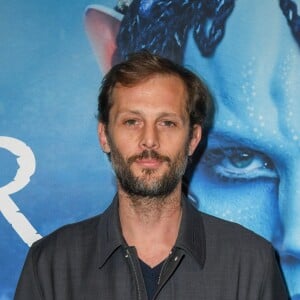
[292,295,300,300]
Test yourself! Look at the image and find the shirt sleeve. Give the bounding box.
[259,246,289,300]
[14,246,43,300]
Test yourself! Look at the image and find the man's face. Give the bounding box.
[99,74,201,198]
[183,1,300,297]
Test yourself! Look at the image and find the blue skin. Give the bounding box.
[184,1,300,297]
[86,0,299,296]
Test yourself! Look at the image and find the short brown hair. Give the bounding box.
[98,50,213,133]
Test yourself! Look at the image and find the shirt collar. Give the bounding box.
[97,194,206,269]
[97,195,125,268]
[175,195,206,268]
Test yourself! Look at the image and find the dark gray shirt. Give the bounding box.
[15,195,288,299]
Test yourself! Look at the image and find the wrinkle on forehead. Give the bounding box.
[184,0,300,152]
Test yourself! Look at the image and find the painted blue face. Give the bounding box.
[184,0,300,298]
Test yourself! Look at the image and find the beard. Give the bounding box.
[107,138,189,199]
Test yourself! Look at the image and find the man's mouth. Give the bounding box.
[128,150,171,167]
[135,158,163,169]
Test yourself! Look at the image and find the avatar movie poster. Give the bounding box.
[1,0,299,298]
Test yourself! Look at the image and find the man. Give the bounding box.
[15,51,287,299]
[84,1,300,298]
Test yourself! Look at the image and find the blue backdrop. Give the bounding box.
[1,0,299,299]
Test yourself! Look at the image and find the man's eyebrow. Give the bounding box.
[117,110,184,119]
[157,112,184,119]
[115,110,143,117]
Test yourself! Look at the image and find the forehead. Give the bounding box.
[111,74,188,110]
[183,0,300,155]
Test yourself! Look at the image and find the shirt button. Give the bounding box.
[174,256,178,261]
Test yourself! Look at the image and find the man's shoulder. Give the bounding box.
[199,210,273,253]
[30,211,106,258]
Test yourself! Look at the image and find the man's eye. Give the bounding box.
[202,147,278,181]
[124,119,139,126]
[161,120,176,127]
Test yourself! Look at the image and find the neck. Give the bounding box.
[118,184,182,267]
[118,183,182,223]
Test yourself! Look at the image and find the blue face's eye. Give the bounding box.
[202,147,277,181]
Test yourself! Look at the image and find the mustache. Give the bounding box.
[127,150,171,165]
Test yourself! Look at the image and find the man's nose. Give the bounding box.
[139,123,159,150]
[277,163,300,258]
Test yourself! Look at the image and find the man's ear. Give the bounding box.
[85,5,122,74]
[188,125,202,156]
[98,122,111,153]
